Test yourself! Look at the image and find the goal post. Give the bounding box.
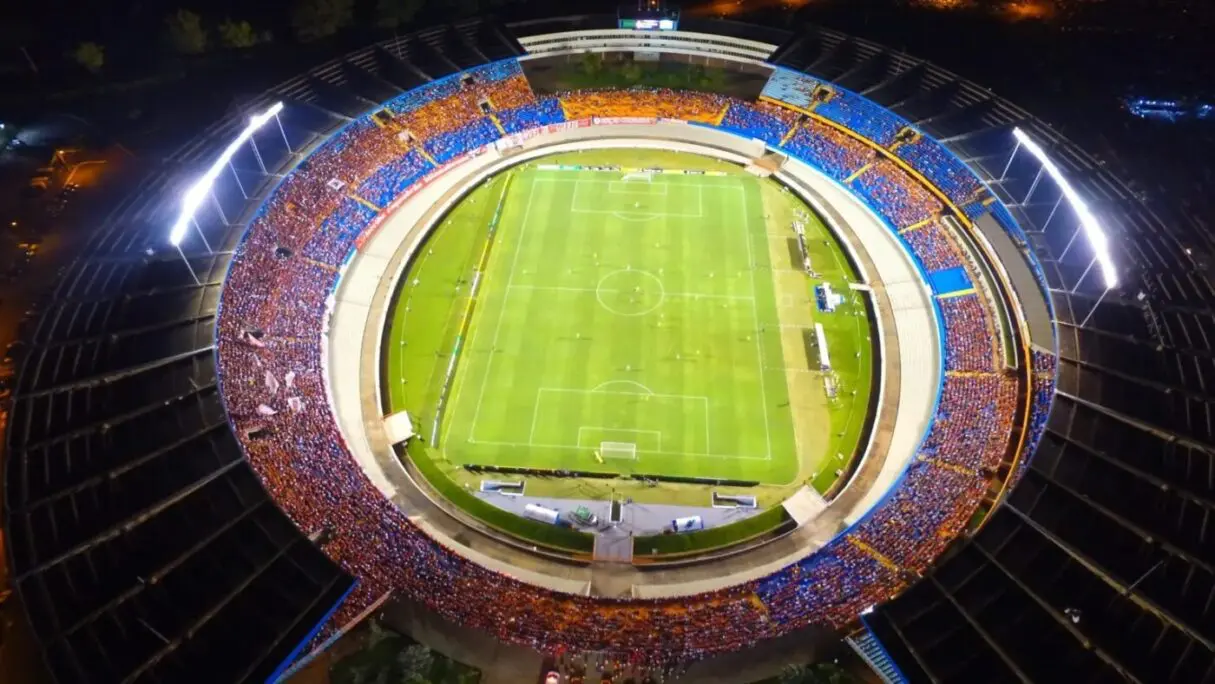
[599,442,638,460]
[620,170,654,183]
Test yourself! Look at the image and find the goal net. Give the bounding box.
[599,442,638,460]
[621,171,654,183]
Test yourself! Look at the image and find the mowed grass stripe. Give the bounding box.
[443,171,799,484]
[385,174,506,432]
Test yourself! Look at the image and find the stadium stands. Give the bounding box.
[356,150,434,209]
[896,139,985,206]
[814,89,905,147]
[785,118,876,182]
[209,76,1042,666]
[902,221,964,273]
[939,295,998,372]
[851,160,944,229]
[759,67,819,111]
[498,97,565,134]
[720,100,800,147]
[559,88,727,123]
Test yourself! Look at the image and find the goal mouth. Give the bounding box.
[599,441,638,460]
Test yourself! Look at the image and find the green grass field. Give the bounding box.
[385,149,873,506]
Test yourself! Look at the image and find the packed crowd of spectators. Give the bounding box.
[896,138,985,207]
[426,118,502,164]
[558,88,727,124]
[940,295,999,372]
[921,374,1019,472]
[785,118,877,182]
[498,97,565,134]
[814,88,905,147]
[903,221,965,273]
[356,150,433,208]
[852,160,944,229]
[719,100,801,147]
[302,200,379,266]
[386,61,539,142]
[210,67,1059,668]
[853,461,987,572]
[1012,351,1058,486]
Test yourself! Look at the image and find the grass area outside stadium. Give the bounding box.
[382,149,876,556]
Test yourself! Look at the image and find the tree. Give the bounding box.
[330,621,433,684]
[374,0,424,29]
[72,42,105,74]
[579,51,603,78]
[290,0,355,42]
[779,664,809,683]
[166,9,208,54]
[620,60,643,84]
[778,662,854,684]
[395,643,433,684]
[218,19,262,48]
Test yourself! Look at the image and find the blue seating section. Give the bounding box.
[355,150,434,208]
[759,67,819,110]
[851,167,940,228]
[498,97,565,134]
[927,266,973,296]
[302,198,379,265]
[465,59,522,83]
[720,102,791,146]
[815,90,905,146]
[425,118,501,163]
[896,139,984,205]
[784,121,876,182]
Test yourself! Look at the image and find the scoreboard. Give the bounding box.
[619,0,680,30]
[619,17,678,31]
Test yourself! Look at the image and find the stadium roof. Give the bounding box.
[3,15,1212,684]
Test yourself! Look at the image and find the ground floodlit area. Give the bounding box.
[385,149,874,503]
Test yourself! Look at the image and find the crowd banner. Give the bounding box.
[592,116,657,126]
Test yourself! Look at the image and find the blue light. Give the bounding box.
[1126,97,1215,124]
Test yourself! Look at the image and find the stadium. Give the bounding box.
[4,7,1212,684]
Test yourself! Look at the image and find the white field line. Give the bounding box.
[470,439,771,461]
[607,181,669,195]
[530,389,717,459]
[463,172,774,463]
[467,180,539,442]
[539,387,709,401]
[575,426,662,452]
[739,179,774,459]
[537,176,736,221]
[507,283,753,302]
[570,207,704,218]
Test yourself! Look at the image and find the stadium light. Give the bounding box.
[169,101,285,247]
[1012,128,1118,290]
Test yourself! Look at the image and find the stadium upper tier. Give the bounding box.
[7,16,1212,684]
[210,57,1041,665]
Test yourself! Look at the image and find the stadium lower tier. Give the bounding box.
[215,73,1044,664]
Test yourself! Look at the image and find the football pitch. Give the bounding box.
[385,149,874,495]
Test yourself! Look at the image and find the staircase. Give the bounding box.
[846,627,909,684]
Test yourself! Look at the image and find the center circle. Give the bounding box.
[595,269,666,316]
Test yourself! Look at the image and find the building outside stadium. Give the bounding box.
[4,12,1211,684]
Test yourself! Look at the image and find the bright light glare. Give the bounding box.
[1012,128,1118,289]
[169,101,285,246]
